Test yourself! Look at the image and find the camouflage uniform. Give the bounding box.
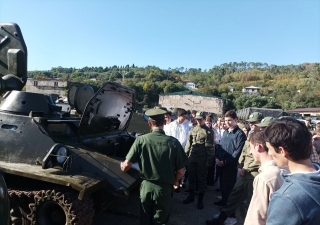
[185,125,215,193]
[183,115,215,209]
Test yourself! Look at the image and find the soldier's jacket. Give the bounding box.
[185,125,215,165]
[238,139,260,177]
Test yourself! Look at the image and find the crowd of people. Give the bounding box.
[121,107,320,225]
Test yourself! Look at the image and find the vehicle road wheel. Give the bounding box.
[36,200,67,225]
[9,189,94,225]
[34,190,95,225]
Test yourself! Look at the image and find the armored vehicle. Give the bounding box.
[0,173,9,225]
[0,22,142,224]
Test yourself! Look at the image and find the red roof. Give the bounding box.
[182,80,195,83]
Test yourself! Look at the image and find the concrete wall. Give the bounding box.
[26,79,68,97]
[159,94,224,115]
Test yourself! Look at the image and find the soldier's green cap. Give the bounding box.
[256,117,276,127]
[172,108,179,114]
[246,112,264,122]
[195,111,206,119]
[154,106,167,111]
[145,108,166,120]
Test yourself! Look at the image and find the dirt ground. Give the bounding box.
[93,183,247,225]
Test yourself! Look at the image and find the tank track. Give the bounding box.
[8,188,95,225]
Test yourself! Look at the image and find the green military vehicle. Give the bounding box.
[0,22,143,224]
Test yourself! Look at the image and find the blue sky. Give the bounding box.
[1,0,319,71]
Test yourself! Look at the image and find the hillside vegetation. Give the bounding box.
[28,62,320,111]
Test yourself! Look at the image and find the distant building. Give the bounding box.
[286,108,320,118]
[182,80,196,89]
[242,86,261,95]
[268,88,274,94]
[26,78,68,97]
[159,90,224,115]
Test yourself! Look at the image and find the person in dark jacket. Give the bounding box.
[264,117,320,225]
[214,111,246,206]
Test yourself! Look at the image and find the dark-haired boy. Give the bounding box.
[166,108,190,149]
[244,131,284,225]
[214,111,246,206]
[264,118,320,224]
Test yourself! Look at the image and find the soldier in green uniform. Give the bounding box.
[183,111,215,210]
[121,108,189,225]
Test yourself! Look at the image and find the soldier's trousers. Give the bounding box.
[188,156,207,193]
[221,173,254,215]
[207,158,216,185]
[140,180,172,225]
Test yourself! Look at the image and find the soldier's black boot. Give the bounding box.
[183,191,195,204]
[197,193,204,210]
[206,211,228,225]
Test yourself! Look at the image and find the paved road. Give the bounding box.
[93,184,247,225]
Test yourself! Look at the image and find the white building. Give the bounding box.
[182,80,196,89]
[159,91,224,115]
[242,86,261,95]
[26,78,68,97]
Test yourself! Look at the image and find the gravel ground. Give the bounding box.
[93,183,247,225]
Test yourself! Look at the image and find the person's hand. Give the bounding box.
[238,168,245,176]
[216,160,224,167]
[173,181,180,189]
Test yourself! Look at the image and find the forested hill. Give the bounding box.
[27,62,320,111]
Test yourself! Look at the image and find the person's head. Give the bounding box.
[264,118,312,168]
[177,108,187,124]
[190,110,197,125]
[249,131,268,162]
[205,115,213,128]
[256,117,276,131]
[224,111,238,129]
[164,111,172,125]
[216,117,222,127]
[312,134,320,151]
[246,112,264,132]
[242,124,251,137]
[315,123,320,133]
[207,113,214,120]
[195,111,206,126]
[219,118,227,130]
[145,108,166,128]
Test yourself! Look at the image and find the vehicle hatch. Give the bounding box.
[77,82,135,139]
